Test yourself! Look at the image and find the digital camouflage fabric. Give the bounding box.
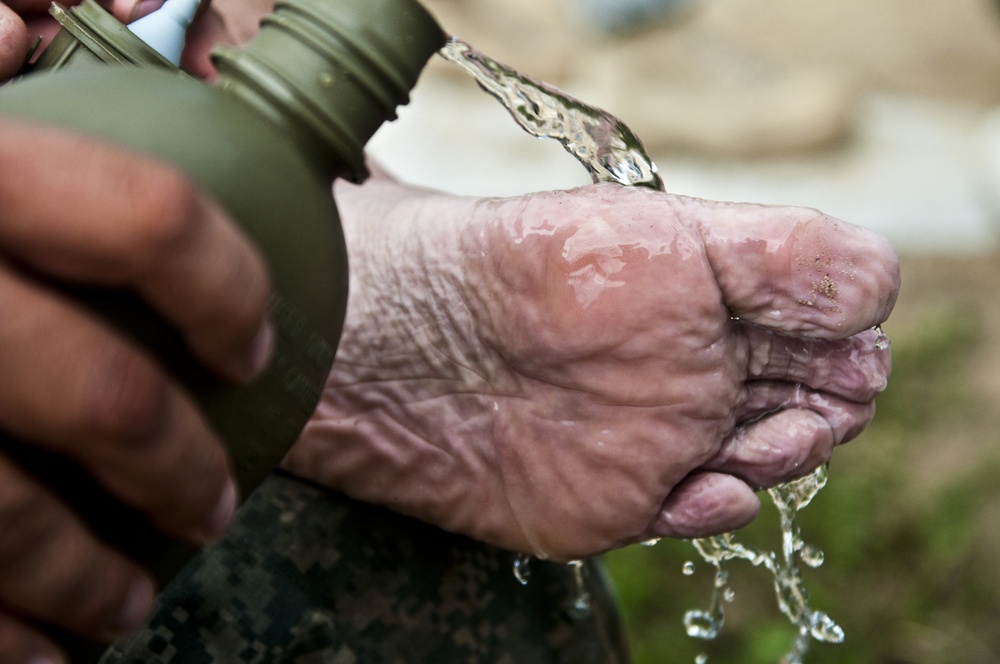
[102,471,631,663]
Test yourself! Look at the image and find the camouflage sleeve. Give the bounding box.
[101,471,631,663]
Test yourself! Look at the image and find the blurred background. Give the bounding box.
[367,0,1000,661]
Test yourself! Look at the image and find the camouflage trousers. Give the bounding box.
[101,472,631,663]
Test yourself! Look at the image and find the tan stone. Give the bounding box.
[419,0,1000,156]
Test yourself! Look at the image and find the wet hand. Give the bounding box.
[0,119,273,663]
[283,179,899,562]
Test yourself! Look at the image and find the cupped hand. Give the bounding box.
[283,177,899,562]
[0,119,273,662]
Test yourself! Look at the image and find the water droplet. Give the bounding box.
[512,553,532,585]
[809,611,845,644]
[566,560,592,619]
[317,71,335,87]
[682,561,696,576]
[684,609,723,640]
[641,537,661,547]
[570,593,592,618]
[800,544,825,568]
[723,587,736,603]
[874,325,891,351]
[695,654,709,664]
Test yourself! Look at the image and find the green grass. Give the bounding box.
[604,302,1000,663]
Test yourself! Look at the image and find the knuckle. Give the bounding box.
[155,435,229,516]
[123,165,204,261]
[203,245,270,343]
[0,466,145,640]
[234,249,272,325]
[0,615,39,664]
[0,474,68,573]
[0,10,28,81]
[79,344,171,444]
[69,571,147,639]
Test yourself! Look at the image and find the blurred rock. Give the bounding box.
[423,0,856,157]
[697,0,1000,106]
[420,0,1000,158]
[572,0,693,33]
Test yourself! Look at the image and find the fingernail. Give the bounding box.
[129,0,165,22]
[29,650,67,664]
[243,320,276,380]
[104,575,155,638]
[199,477,239,542]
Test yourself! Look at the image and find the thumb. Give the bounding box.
[1,0,54,12]
[0,0,153,20]
[696,200,900,339]
[112,0,214,23]
[0,3,29,79]
[101,0,163,22]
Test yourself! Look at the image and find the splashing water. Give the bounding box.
[684,467,844,663]
[512,553,591,619]
[442,36,853,661]
[874,325,891,351]
[567,560,593,618]
[513,553,532,586]
[439,38,664,192]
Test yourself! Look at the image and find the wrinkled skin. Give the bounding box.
[0,3,275,662]
[284,176,899,562]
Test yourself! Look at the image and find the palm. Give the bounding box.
[285,181,897,561]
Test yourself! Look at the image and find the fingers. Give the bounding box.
[6,0,159,22]
[0,262,239,543]
[0,120,274,383]
[696,200,900,339]
[707,383,874,489]
[0,613,66,664]
[207,0,275,44]
[1,0,53,13]
[649,472,760,540]
[0,120,252,544]
[0,456,154,646]
[101,0,212,24]
[180,5,226,80]
[647,380,874,540]
[0,3,29,80]
[9,0,223,78]
[111,0,162,22]
[741,324,891,402]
